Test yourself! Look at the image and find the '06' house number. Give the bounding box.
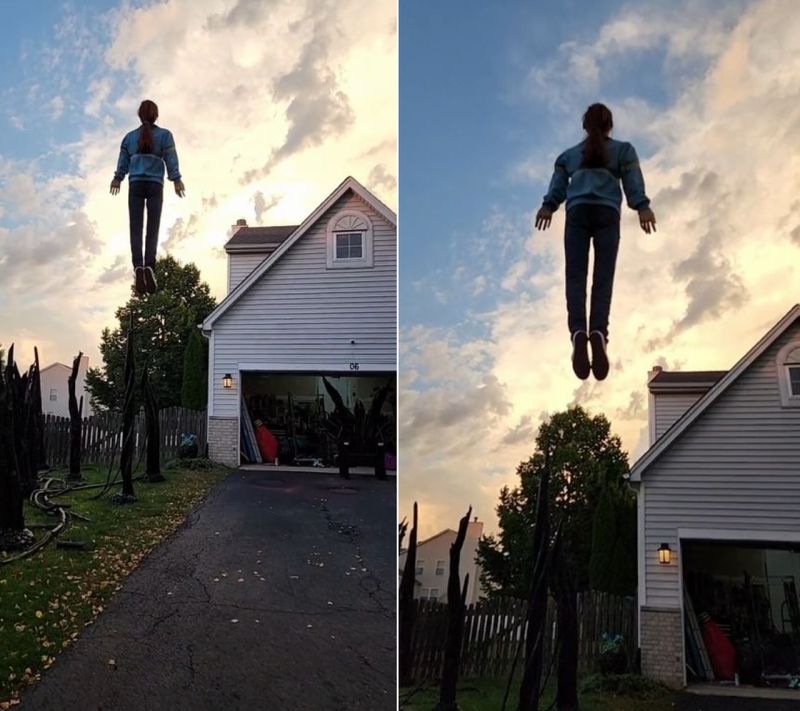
[349,362,360,371]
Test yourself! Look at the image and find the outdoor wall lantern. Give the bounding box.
[658,543,671,565]
[222,373,234,389]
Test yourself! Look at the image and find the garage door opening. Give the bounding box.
[239,372,396,469]
[682,539,800,691]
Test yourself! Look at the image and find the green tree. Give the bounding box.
[181,328,208,410]
[589,487,638,595]
[477,406,631,598]
[86,256,216,411]
[588,488,617,592]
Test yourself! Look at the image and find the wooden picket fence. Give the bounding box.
[408,591,636,681]
[42,407,207,468]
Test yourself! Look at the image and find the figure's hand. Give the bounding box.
[110,179,121,196]
[639,207,656,234]
[535,206,553,230]
[174,180,186,198]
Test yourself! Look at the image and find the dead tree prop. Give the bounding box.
[511,450,565,711]
[0,354,26,546]
[67,352,84,482]
[141,361,165,483]
[5,347,37,497]
[437,506,473,711]
[113,329,137,504]
[399,501,419,686]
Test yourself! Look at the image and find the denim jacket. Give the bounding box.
[114,124,181,185]
[542,138,649,214]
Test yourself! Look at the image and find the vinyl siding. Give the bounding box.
[210,191,396,419]
[653,392,704,441]
[643,319,800,609]
[227,253,267,294]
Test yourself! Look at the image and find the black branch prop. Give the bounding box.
[399,501,419,686]
[67,352,84,482]
[399,516,408,553]
[553,547,579,711]
[142,360,164,483]
[437,506,473,711]
[32,347,48,472]
[114,328,137,504]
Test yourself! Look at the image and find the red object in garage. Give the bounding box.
[698,612,737,681]
[253,420,279,462]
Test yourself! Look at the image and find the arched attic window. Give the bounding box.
[776,341,800,406]
[326,210,374,269]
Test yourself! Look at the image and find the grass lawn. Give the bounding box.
[0,462,229,707]
[400,675,680,710]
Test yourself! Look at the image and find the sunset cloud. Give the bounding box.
[400,0,800,537]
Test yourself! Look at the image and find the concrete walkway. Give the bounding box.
[20,469,397,711]
[676,692,800,710]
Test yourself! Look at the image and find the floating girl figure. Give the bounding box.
[535,103,656,381]
[110,100,185,296]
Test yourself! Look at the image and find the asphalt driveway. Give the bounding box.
[19,469,396,711]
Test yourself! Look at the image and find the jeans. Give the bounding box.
[564,204,621,340]
[128,180,163,269]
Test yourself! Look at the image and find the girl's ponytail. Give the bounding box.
[580,103,613,169]
[137,100,159,154]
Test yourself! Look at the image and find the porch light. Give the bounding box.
[222,373,233,389]
[658,543,671,565]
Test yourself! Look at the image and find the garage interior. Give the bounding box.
[683,540,800,690]
[239,372,396,469]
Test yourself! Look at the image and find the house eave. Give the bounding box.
[631,303,800,482]
[203,176,396,332]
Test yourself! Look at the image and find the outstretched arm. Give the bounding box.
[110,139,129,195]
[536,154,568,230]
[620,142,657,232]
[163,131,184,197]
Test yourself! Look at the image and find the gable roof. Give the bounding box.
[40,362,71,374]
[225,225,299,251]
[632,303,800,482]
[202,176,396,332]
[648,370,727,389]
[416,528,456,548]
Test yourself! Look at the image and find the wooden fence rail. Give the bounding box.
[409,590,636,682]
[41,407,207,468]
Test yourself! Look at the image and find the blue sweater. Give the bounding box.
[542,138,649,214]
[114,124,181,185]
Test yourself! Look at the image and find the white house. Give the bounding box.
[399,519,486,605]
[201,176,397,467]
[632,304,800,689]
[39,356,93,418]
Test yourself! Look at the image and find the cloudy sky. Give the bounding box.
[0,0,396,369]
[400,0,800,537]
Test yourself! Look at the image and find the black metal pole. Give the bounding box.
[374,440,387,480]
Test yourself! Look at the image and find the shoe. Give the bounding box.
[134,267,147,296]
[571,331,590,380]
[590,331,610,381]
[143,266,158,294]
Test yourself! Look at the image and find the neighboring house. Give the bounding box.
[202,176,397,467]
[39,356,93,419]
[399,518,486,605]
[632,304,800,689]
